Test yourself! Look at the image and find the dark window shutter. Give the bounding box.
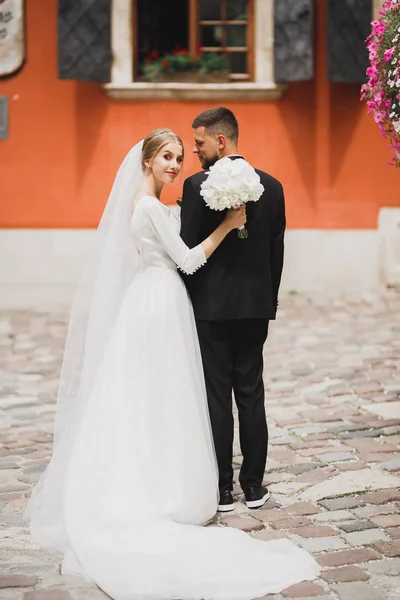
[327,0,371,83]
[58,0,112,83]
[274,0,314,82]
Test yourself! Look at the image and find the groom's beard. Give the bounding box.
[200,153,219,170]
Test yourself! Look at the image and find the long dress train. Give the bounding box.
[56,196,319,599]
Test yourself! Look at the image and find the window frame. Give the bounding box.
[191,0,254,81]
[372,0,385,17]
[104,0,283,100]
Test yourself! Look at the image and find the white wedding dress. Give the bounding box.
[42,196,320,599]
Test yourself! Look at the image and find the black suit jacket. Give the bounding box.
[180,156,286,321]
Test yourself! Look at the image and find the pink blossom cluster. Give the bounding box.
[360,0,400,166]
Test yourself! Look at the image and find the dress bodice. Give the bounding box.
[130,195,206,275]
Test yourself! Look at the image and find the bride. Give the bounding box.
[25,129,319,600]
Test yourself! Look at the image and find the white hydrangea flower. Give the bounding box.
[199,157,265,238]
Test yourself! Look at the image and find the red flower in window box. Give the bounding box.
[174,47,189,55]
[142,48,230,83]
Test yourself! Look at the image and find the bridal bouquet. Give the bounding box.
[200,157,264,239]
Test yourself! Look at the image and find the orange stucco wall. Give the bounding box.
[0,0,398,229]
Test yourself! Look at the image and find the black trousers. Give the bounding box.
[196,319,269,494]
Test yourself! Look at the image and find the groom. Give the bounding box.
[180,107,286,512]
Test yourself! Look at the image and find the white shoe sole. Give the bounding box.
[245,491,270,509]
[217,502,235,512]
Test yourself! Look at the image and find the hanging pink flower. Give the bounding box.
[374,90,384,105]
[384,47,395,61]
[361,1,400,166]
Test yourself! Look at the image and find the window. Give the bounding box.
[58,1,369,98]
[134,0,253,81]
[197,0,253,80]
[135,0,189,80]
[106,0,283,100]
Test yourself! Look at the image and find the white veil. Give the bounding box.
[24,141,144,552]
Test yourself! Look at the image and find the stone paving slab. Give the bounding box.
[0,291,400,599]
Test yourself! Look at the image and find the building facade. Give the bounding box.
[0,0,399,307]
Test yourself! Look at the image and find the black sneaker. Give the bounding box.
[244,485,270,509]
[217,490,235,512]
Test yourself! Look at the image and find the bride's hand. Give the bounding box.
[224,205,246,231]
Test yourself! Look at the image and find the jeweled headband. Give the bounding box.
[151,131,177,139]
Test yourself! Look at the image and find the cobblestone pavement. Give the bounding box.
[0,291,400,600]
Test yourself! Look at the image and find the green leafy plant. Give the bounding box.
[197,52,231,74]
[142,48,230,82]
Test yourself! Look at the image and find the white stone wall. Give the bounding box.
[378,208,400,289]
[0,227,386,310]
[280,230,380,294]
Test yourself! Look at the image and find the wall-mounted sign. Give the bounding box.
[0,96,8,139]
[0,0,25,78]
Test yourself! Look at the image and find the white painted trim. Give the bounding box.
[103,81,284,100]
[0,229,385,310]
[110,0,133,84]
[372,0,385,18]
[106,0,281,100]
[254,0,274,83]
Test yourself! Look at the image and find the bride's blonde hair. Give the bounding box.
[142,128,184,173]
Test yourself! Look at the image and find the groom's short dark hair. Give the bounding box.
[192,107,239,143]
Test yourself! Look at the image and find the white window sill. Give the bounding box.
[102,81,286,101]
